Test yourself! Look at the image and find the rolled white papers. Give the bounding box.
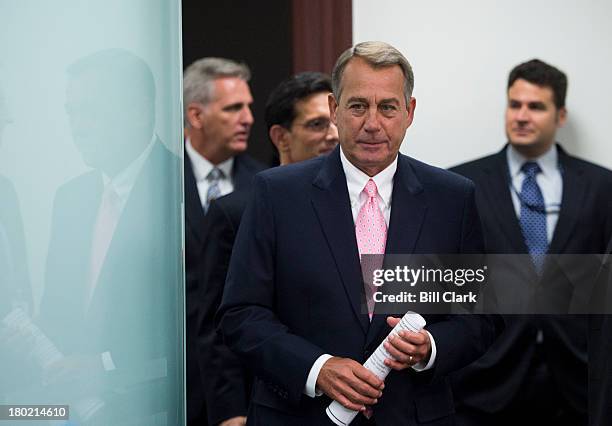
[326,311,426,426]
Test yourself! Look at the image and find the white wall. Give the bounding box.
[353,0,612,169]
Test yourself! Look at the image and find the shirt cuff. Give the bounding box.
[101,351,116,371]
[304,354,333,397]
[412,330,436,371]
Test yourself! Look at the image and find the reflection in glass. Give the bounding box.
[0,77,36,402]
[1,47,183,425]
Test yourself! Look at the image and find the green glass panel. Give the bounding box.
[0,1,184,424]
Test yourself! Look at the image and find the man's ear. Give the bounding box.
[405,97,417,129]
[556,107,567,128]
[186,102,204,129]
[269,124,291,153]
[328,93,339,125]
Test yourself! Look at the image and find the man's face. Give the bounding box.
[200,77,253,157]
[505,78,566,157]
[65,70,152,173]
[329,58,415,176]
[285,92,338,162]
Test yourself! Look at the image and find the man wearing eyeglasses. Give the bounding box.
[450,59,612,425]
[183,57,266,426]
[266,72,339,163]
[196,71,338,426]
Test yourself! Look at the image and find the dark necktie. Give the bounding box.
[519,161,547,272]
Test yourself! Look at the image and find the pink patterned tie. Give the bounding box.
[355,179,387,318]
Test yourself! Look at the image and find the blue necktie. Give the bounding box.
[519,162,547,272]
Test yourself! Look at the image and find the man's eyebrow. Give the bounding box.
[346,96,368,103]
[379,97,400,105]
[222,102,246,109]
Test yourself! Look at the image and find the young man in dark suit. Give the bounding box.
[589,238,612,426]
[218,41,498,425]
[450,59,612,425]
[196,71,338,426]
[182,57,266,425]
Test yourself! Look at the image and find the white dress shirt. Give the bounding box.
[506,144,562,243]
[304,148,437,397]
[185,139,234,208]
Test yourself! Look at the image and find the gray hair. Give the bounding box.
[331,41,414,104]
[183,57,251,127]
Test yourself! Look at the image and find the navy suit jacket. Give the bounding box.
[184,152,265,424]
[589,238,612,426]
[219,146,498,425]
[197,190,253,425]
[450,144,612,421]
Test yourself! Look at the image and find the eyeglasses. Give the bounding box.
[294,117,331,133]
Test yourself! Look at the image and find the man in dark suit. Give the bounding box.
[182,57,265,425]
[38,49,182,425]
[218,41,498,425]
[197,72,339,426]
[589,237,612,426]
[450,59,612,425]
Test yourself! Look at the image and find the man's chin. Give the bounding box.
[228,140,248,153]
[508,132,538,146]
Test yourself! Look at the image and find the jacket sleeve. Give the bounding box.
[217,174,325,405]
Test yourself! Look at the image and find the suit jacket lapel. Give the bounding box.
[184,152,207,245]
[311,148,370,335]
[548,145,585,254]
[482,147,527,253]
[367,155,428,346]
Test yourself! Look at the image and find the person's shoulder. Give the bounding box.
[209,190,250,224]
[236,153,268,174]
[56,170,100,195]
[402,154,475,192]
[149,139,180,169]
[257,154,327,184]
[448,152,500,179]
[561,148,612,180]
[48,171,101,215]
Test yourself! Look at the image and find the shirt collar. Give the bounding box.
[185,138,234,182]
[103,135,156,200]
[339,146,396,208]
[507,143,558,178]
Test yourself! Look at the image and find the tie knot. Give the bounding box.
[521,161,541,178]
[207,167,224,182]
[363,179,379,198]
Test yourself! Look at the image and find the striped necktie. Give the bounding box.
[205,167,224,211]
